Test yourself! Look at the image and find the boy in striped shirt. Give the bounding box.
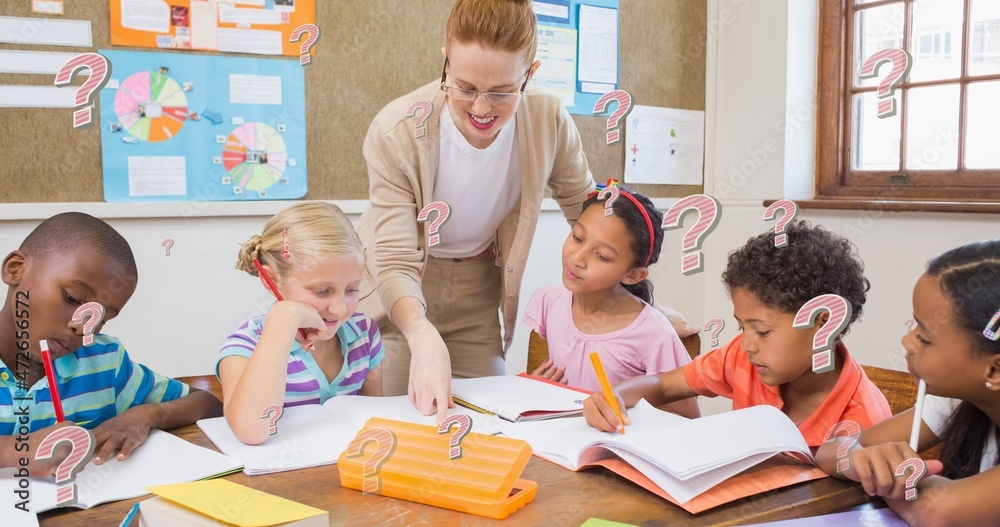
[0,213,222,475]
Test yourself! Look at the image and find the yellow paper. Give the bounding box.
[146,480,325,527]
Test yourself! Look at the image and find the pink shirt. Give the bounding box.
[523,285,691,392]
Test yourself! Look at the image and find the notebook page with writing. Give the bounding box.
[451,375,585,421]
[322,395,502,435]
[1,429,242,512]
[198,404,354,475]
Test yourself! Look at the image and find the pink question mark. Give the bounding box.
[793,294,853,374]
[662,194,723,275]
[703,318,725,347]
[437,414,473,460]
[904,319,916,332]
[260,404,283,435]
[343,427,398,494]
[895,457,927,501]
[823,420,862,474]
[290,24,320,66]
[762,199,799,248]
[161,238,174,256]
[859,48,913,119]
[417,201,451,248]
[35,426,96,507]
[405,100,433,138]
[597,186,621,217]
[593,90,634,144]
[53,52,112,129]
[71,302,106,347]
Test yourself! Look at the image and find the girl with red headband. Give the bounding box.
[523,184,701,419]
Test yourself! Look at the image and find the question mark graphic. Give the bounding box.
[793,294,853,374]
[161,238,174,256]
[895,457,927,501]
[53,52,112,129]
[71,302,106,347]
[859,48,913,119]
[35,426,96,507]
[417,201,451,248]
[405,100,433,138]
[437,414,473,460]
[593,90,634,144]
[597,186,621,217]
[662,194,723,275]
[904,319,916,332]
[823,420,862,474]
[343,427,398,494]
[703,318,725,348]
[260,404,283,435]
[762,199,799,248]
[289,24,321,66]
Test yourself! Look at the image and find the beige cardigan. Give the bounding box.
[357,80,595,351]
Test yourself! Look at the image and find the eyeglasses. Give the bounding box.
[439,57,530,106]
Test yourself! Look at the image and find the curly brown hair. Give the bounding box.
[721,220,870,336]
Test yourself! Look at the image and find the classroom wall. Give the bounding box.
[663,0,1000,394]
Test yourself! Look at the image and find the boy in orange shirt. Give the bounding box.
[583,221,891,447]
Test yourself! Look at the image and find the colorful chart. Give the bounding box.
[114,71,188,142]
[222,123,288,193]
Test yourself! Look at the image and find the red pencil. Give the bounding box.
[252,258,310,340]
[39,340,65,423]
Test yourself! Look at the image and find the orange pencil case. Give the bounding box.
[338,417,537,519]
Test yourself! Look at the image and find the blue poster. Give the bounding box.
[99,49,307,202]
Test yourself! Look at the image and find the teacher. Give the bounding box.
[357,0,595,420]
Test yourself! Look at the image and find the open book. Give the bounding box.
[198,395,495,476]
[0,429,243,514]
[451,374,589,422]
[498,400,828,513]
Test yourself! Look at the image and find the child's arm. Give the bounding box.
[219,301,326,445]
[91,388,222,464]
[0,421,75,474]
[582,368,699,432]
[529,358,567,384]
[359,364,383,396]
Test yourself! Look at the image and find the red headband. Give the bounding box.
[588,179,655,267]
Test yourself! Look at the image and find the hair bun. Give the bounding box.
[236,234,264,276]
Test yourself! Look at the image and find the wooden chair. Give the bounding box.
[526,330,701,374]
[177,375,224,400]
[861,365,919,416]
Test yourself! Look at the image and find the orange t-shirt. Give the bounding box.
[682,334,891,447]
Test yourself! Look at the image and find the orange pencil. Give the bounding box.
[589,352,624,434]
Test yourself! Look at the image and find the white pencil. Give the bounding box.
[909,379,927,451]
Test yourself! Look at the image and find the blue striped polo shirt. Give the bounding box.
[0,334,189,434]
[216,312,384,407]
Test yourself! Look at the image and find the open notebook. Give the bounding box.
[498,400,828,513]
[198,395,495,476]
[0,429,242,514]
[451,374,589,422]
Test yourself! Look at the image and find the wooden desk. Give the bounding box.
[38,377,881,527]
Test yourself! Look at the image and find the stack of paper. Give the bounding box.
[140,479,327,527]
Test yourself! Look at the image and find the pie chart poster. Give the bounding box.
[99,50,307,202]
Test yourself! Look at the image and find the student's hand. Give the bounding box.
[530,359,568,384]
[407,325,455,424]
[843,441,944,500]
[582,391,630,432]
[18,421,77,475]
[269,300,327,352]
[91,405,157,464]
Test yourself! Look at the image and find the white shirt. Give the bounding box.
[429,106,522,258]
[923,394,999,473]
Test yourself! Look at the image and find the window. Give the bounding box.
[816,0,1000,206]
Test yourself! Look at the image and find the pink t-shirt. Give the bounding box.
[523,285,691,392]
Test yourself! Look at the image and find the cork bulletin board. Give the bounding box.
[0,0,705,203]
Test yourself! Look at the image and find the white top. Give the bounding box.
[922,394,999,473]
[429,106,522,258]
